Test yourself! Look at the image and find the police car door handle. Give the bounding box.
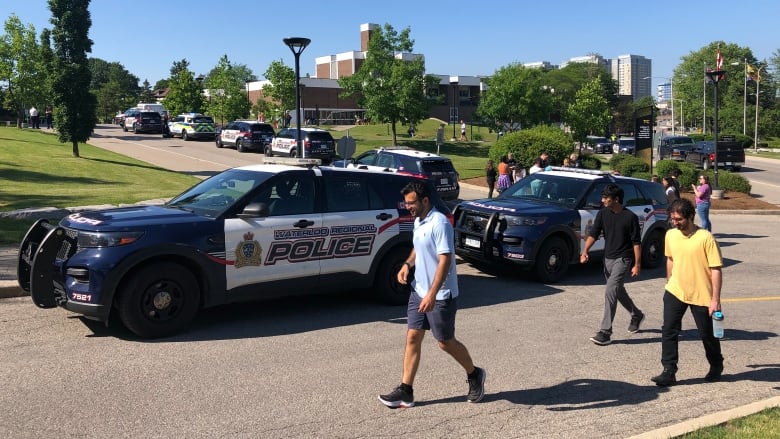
[376,213,393,221]
[293,219,314,228]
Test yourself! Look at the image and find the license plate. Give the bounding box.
[464,237,481,248]
[440,178,449,185]
[724,162,732,165]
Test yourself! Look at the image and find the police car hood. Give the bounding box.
[60,205,211,230]
[460,198,570,215]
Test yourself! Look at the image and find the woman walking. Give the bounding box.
[692,175,712,231]
[496,156,512,194]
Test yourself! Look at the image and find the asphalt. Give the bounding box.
[2,128,780,436]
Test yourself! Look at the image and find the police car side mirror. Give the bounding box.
[238,202,270,219]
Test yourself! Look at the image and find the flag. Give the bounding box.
[747,64,761,81]
[716,46,723,70]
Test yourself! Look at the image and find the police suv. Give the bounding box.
[18,163,449,338]
[167,113,217,141]
[453,167,669,283]
[216,121,275,153]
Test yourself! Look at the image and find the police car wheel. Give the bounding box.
[237,139,246,153]
[117,262,200,338]
[182,131,190,141]
[641,230,664,269]
[264,145,273,157]
[375,247,412,305]
[216,138,223,148]
[533,237,570,283]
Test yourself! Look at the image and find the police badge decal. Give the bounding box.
[235,231,262,268]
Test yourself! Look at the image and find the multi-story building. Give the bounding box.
[611,54,652,100]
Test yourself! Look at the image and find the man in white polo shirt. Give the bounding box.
[378,181,485,408]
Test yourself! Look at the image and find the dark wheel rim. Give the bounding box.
[139,278,186,323]
[542,247,564,276]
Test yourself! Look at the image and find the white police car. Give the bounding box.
[453,167,669,282]
[18,163,449,338]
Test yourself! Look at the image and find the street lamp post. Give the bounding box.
[753,64,765,154]
[672,99,685,133]
[449,78,458,140]
[283,37,311,158]
[705,69,725,189]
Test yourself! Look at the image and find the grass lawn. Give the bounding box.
[0,127,198,244]
[675,406,780,438]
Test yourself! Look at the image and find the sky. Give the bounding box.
[5,0,778,88]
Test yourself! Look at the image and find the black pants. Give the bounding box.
[661,291,723,370]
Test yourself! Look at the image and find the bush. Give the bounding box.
[654,160,751,193]
[490,125,573,169]
[608,153,649,176]
[579,152,602,170]
[707,170,752,193]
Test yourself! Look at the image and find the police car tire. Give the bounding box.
[641,230,665,269]
[117,262,200,338]
[264,145,273,157]
[375,247,412,305]
[216,138,223,148]
[533,237,570,283]
[182,131,190,141]
[237,138,246,153]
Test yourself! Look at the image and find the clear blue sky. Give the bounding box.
[6,0,778,87]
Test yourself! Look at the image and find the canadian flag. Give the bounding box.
[716,45,723,70]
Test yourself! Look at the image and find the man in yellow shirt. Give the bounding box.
[652,198,724,386]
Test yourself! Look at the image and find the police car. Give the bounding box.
[216,120,275,153]
[269,127,336,162]
[18,163,449,338]
[167,113,217,141]
[453,167,669,282]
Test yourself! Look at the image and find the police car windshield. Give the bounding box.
[167,169,271,217]
[501,174,588,208]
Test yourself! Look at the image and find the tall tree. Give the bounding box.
[203,54,251,125]
[49,0,96,157]
[88,58,140,120]
[338,23,437,145]
[476,64,553,132]
[565,78,612,147]
[261,59,295,122]
[163,67,203,116]
[0,15,44,127]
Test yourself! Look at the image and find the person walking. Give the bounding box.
[662,177,679,205]
[485,159,497,198]
[496,156,512,193]
[651,198,723,386]
[580,183,645,346]
[378,181,486,408]
[459,120,467,141]
[693,174,712,232]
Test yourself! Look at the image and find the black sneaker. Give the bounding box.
[651,368,677,386]
[704,364,724,382]
[466,367,487,403]
[627,312,645,333]
[378,385,414,408]
[590,331,612,346]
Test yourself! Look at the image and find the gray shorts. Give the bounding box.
[407,293,457,341]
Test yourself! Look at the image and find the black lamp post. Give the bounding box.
[704,69,725,188]
[283,37,311,158]
[450,79,458,140]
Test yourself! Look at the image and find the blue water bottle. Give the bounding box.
[712,311,725,339]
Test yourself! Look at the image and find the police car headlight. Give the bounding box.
[77,231,144,248]
[500,215,547,227]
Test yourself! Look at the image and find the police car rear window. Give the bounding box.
[250,124,274,134]
[307,132,334,141]
[193,117,213,123]
[421,159,456,173]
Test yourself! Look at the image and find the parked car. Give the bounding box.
[617,137,636,155]
[331,146,460,201]
[659,135,696,161]
[131,111,164,134]
[168,113,217,141]
[216,121,275,153]
[452,167,669,282]
[585,136,613,154]
[120,108,140,132]
[684,141,745,171]
[18,164,450,338]
[269,127,336,163]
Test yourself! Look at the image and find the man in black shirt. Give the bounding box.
[580,184,645,345]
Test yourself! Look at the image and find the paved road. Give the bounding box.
[1,126,779,438]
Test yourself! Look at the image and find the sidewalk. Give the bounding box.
[0,245,21,299]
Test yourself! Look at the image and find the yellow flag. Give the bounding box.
[747,64,761,81]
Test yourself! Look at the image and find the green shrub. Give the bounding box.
[579,152,602,169]
[472,133,483,141]
[705,170,751,193]
[608,154,649,176]
[490,125,573,169]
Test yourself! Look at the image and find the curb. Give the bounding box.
[0,280,25,299]
[627,395,780,439]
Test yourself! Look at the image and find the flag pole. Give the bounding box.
[743,58,747,135]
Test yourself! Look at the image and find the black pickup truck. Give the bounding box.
[684,141,745,171]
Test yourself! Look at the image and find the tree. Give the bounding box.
[138,79,154,103]
[261,59,295,124]
[49,0,96,157]
[163,66,203,116]
[0,14,45,127]
[565,78,612,148]
[476,64,553,132]
[338,23,437,145]
[88,58,140,121]
[202,54,251,125]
